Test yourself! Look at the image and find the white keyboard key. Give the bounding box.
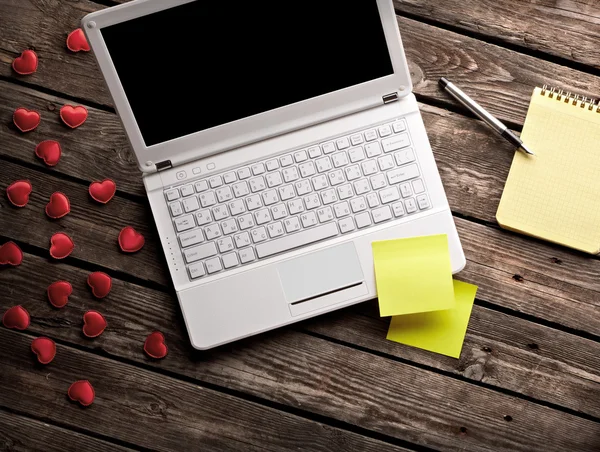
[328,170,345,186]
[382,133,410,153]
[180,184,195,197]
[378,125,392,137]
[295,180,312,196]
[262,189,279,206]
[279,184,296,201]
[267,222,285,238]
[216,186,233,203]
[221,219,238,235]
[316,157,333,173]
[266,159,280,171]
[400,183,413,198]
[170,201,183,217]
[182,196,200,213]
[233,181,250,198]
[266,172,283,188]
[294,150,308,162]
[251,227,268,243]
[249,176,266,193]
[199,191,217,208]
[256,222,338,258]
[364,129,378,142]
[335,137,350,150]
[345,165,361,181]
[238,213,256,230]
[188,262,205,279]
[234,232,252,248]
[366,192,380,208]
[370,174,387,190]
[217,236,235,253]
[348,147,366,163]
[195,180,209,193]
[392,120,406,133]
[354,179,371,195]
[271,203,288,220]
[322,142,336,154]
[280,155,294,167]
[378,155,394,171]
[209,176,223,188]
[284,216,301,233]
[251,162,266,175]
[246,194,263,211]
[288,199,304,215]
[179,229,204,248]
[334,201,351,218]
[255,209,271,225]
[304,193,321,210]
[282,166,300,183]
[223,172,237,184]
[195,210,212,226]
[337,184,354,200]
[412,179,425,194]
[350,197,367,213]
[301,211,318,228]
[417,194,431,210]
[321,189,337,205]
[238,167,252,180]
[339,217,356,233]
[373,205,392,223]
[355,212,372,229]
[205,257,223,274]
[205,224,222,240]
[165,189,180,201]
[380,186,400,204]
[311,174,329,191]
[361,160,378,176]
[222,252,239,269]
[212,205,229,221]
[350,134,364,146]
[229,199,246,216]
[405,198,418,213]
[239,247,256,264]
[394,148,416,165]
[392,202,406,217]
[365,142,382,158]
[332,151,349,168]
[175,215,195,232]
[184,242,217,263]
[317,206,334,223]
[387,164,420,185]
[299,161,316,178]
[308,146,322,158]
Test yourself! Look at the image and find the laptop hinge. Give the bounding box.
[156,160,172,171]
[382,92,399,104]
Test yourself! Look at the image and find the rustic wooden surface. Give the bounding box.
[1,0,599,451]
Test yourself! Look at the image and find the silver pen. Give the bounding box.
[439,77,534,155]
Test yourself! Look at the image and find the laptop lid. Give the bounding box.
[83,0,412,172]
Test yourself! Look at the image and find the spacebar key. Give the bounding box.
[256,223,339,258]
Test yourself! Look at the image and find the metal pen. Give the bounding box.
[439,77,534,155]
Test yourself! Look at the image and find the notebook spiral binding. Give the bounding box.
[541,85,600,113]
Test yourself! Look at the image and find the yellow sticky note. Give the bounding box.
[372,234,455,317]
[386,280,478,358]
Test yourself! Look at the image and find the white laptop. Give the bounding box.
[83,0,465,349]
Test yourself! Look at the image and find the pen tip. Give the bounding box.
[520,143,535,155]
[439,77,449,88]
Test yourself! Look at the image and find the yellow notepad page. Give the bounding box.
[497,87,600,254]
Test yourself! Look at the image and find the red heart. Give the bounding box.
[49,233,74,259]
[35,140,62,166]
[12,50,38,75]
[6,180,32,207]
[2,305,30,330]
[68,380,95,407]
[89,179,116,204]
[47,280,73,308]
[45,192,71,219]
[144,331,168,359]
[0,242,23,266]
[66,28,90,52]
[118,226,145,253]
[87,272,112,299]
[31,337,56,364]
[82,311,107,338]
[13,108,41,132]
[60,105,88,129]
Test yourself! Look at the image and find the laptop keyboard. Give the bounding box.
[164,117,432,281]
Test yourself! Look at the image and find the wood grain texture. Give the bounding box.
[0,410,134,452]
[0,329,412,452]
[394,0,600,70]
[0,251,599,450]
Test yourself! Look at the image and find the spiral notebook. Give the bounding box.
[497,86,600,254]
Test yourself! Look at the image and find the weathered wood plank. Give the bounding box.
[0,409,134,452]
[0,329,412,452]
[1,251,599,445]
[394,0,600,70]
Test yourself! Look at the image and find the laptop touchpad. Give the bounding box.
[277,242,364,305]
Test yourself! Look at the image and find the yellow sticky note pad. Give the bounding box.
[386,280,478,358]
[372,234,455,317]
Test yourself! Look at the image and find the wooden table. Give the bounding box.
[1,1,599,451]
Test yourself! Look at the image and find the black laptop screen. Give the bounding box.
[102,1,394,147]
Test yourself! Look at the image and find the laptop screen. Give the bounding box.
[102,1,394,147]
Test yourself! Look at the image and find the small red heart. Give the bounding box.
[68,380,95,407]
[49,233,74,259]
[66,28,90,52]
[31,337,56,364]
[60,105,88,129]
[144,331,168,359]
[47,280,73,308]
[82,311,107,338]
[45,192,70,219]
[87,272,112,299]
[2,305,30,330]
[6,180,32,208]
[13,108,41,132]
[0,242,23,266]
[35,140,62,166]
[118,226,145,253]
[89,179,116,204]
[12,50,38,75]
